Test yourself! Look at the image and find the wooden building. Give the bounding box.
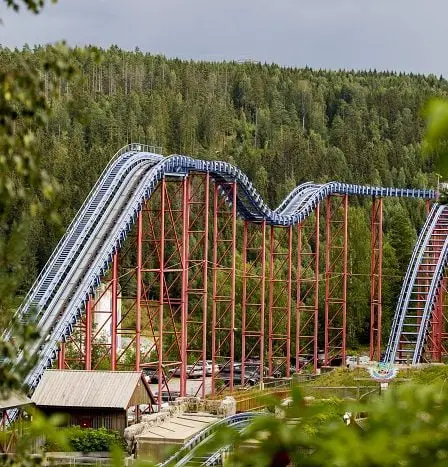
[31,370,155,434]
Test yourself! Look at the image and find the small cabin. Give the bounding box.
[31,370,155,434]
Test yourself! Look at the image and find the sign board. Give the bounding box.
[367,362,398,383]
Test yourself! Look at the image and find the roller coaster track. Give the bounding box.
[6,144,435,391]
[158,412,258,466]
[385,204,448,364]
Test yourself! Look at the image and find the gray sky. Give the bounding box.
[1,0,447,76]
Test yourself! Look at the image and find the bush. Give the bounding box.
[45,426,125,453]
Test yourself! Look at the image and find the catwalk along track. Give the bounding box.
[6,144,439,407]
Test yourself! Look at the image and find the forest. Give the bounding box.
[2,44,446,348]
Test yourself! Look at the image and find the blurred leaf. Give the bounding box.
[423,98,448,179]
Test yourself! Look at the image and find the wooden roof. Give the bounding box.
[0,391,33,410]
[31,370,154,410]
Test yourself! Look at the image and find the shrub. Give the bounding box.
[45,426,125,453]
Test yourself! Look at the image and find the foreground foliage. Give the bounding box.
[192,382,448,467]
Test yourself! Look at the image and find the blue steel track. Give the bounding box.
[5,144,436,391]
[158,412,258,466]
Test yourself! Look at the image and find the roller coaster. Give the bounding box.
[159,412,258,466]
[5,143,446,408]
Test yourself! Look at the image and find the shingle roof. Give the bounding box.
[31,370,150,410]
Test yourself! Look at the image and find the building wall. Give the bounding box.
[128,380,153,408]
[94,283,122,349]
[39,407,127,433]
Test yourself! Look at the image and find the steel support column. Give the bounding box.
[296,205,320,372]
[324,195,348,366]
[111,251,119,371]
[211,181,237,394]
[241,220,266,386]
[157,178,166,408]
[268,225,292,377]
[370,197,383,361]
[429,277,447,361]
[85,297,93,370]
[57,342,65,369]
[184,173,210,397]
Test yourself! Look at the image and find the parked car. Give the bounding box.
[197,360,220,376]
[218,361,273,387]
[141,363,172,383]
[153,390,180,402]
[346,355,370,366]
[141,365,161,384]
[171,364,203,378]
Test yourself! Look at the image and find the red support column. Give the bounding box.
[268,225,292,377]
[231,185,237,386]
[342,195,348,365]
[324,199,331,365]
[441,277,448,359]
[323,195,348,366]
[429,277,447,362]
[111,251,119,371]
[157,178,166,409]
[296,205,320,373]
[202,176,210,397]
[58,342,65,369]
[85,297,92,370]
[180,176,190,396]
[241,220,266,386]
[183,173,210,398]
[211,181,237,394]
[370,197,383,361]
[177,173,210,397]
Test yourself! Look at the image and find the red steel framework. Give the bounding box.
[296,206,320,372]
[241,220,266,386]
[144,177,188,406]
[268,225,292,377]
[428,277,448,362]
[1,406,28,454]
[211,181,237,394]
[183,173,210,397]
[56,173,448,406]
[370,197,383,361]
[323,195,348,366]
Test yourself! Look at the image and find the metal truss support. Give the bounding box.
[211,181,237,395]
[85,297,93,370]
[296,205,320,373]
[370,197,383,361]
[241,220,266,386]
[58,295,94,370]
[149,177,188,406]
[1,407,26,454]
[88,252,119,372]
[268,225,292,377]
[183,173,210,398]
[429,277,448,362]
[57,342,65,370]
[324,195,348,366]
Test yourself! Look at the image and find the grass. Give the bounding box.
[298,364,448,391]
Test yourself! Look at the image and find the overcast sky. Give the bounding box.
[1,0,447,76]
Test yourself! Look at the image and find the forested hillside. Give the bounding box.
[3,45,446,347]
